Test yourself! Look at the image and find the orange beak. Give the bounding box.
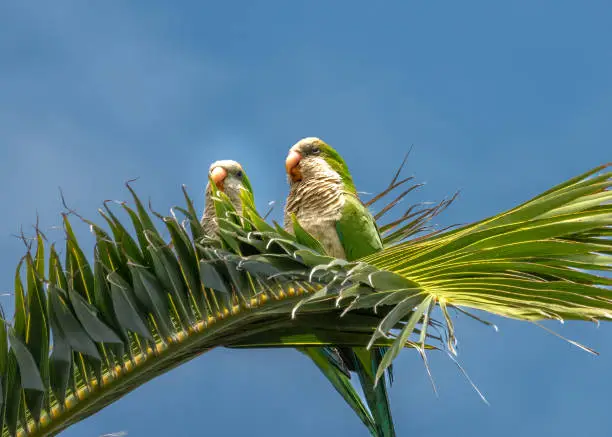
[285,150,303,182]
[210,166,228,191]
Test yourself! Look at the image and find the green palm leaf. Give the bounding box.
[0,162,609,437]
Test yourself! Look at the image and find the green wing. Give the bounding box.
[336,194,383,261]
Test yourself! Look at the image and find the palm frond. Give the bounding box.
[360,163,612,380]
[365,150,460,245]
[364,163,612,321]
[0,182,434,437]
[0,161,610,437]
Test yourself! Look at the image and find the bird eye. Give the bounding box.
[312,147,321,155]
[236,170,243,178]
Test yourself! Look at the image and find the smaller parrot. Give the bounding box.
[200,159,381,436]
[200,160,252,237]
[284,137,395,437]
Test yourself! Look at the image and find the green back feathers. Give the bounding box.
[317,141,358,194]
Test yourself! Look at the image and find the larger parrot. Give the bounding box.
[200,159,381,436]
[284,137,395,437]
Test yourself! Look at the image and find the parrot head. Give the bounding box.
[285,137,357,194]
[207,159,253,198]
[202,159,254,237]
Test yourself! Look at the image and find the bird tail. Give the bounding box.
[340,347,396,437]
[300,347,380,436]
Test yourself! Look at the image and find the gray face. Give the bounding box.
[207,160,246,210]
[292,156,332,184]
[208,160,244,189]
[287,137,334,185]
[223,173,245,195]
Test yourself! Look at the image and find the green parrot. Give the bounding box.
[284,137,395,437]
[200,159,381,436]
[200,160,253,237]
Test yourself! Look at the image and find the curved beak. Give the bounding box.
[210,166,228,191]
[285,150,303,182]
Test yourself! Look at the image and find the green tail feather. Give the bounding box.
[301,347,379,436]
[341,347,396,437]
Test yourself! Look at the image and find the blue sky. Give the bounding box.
[0,1,611,436]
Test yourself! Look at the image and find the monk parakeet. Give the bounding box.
[200,159,381,436]
[284,137,395,437]
[201,160,252,237]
